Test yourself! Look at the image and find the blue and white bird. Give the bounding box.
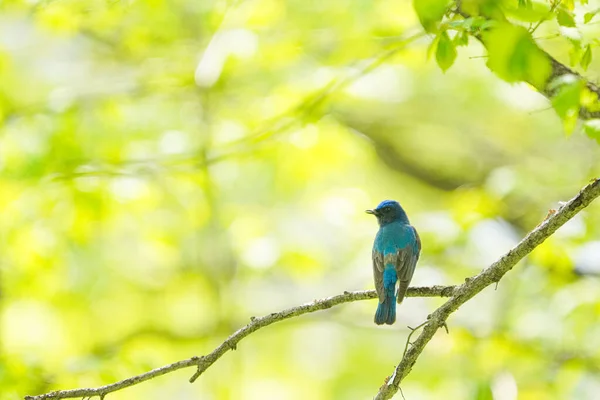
[366,200,421,325]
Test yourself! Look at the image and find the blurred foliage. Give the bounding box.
[1,0,600,399]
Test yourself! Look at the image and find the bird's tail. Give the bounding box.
[374,295,396,325]
[375,268,397,325]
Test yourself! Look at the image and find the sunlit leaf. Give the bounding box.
[447,18,474,29]
[446,16,490,33]
[569,45,582,67]
[563,0,575,10]
[518,0,532,7]
[505,1,551,22]
[480,19,499,30]
[454,31,470,46]
[484,24,552,88]
[551,79,584,134]
[413,0,449,32]
[580,45,592,70]
[584,10,598,23]
[461,0,506,19]
[436,31,458,71]
[580,87,600,111]
[583,119,600,143]
[557,7,576,27]
[427,34,442,60]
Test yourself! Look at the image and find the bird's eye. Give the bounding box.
[384,206,391,212]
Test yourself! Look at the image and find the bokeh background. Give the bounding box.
[2,0,600,399]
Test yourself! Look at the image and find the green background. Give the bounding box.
[2,0,600,399]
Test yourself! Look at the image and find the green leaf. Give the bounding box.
[583,119,600,143]
[584,11,597,23]
[505,1,551,23]
[480,20,499,30]
[551,79,584,134]
[557,7,577,27]
[436,31,457,71]
[483,24,552,88]
[474,381,494,400]
[447,18,474,29]
[569,45,582,66]
[454,31,470,47]
[413,0,449,33]
[581,45,592,70]
[427,34,441,60]
[463,0,506,20]
[580,87,600,109]
[518,0,532,7]
[563,0,575,10]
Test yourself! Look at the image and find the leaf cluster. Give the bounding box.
[414,0,600,139]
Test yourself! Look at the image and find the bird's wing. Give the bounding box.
[372,248,385,303]
[395,226,421,304]
[414,226,421,256]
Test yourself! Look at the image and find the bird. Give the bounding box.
[366,200,421,325]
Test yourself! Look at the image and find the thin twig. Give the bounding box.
[403,320,429,357]
[529,0,561,35]
[374,178,600,400]
[24,286,455,400]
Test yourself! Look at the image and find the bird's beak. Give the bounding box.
[365,209,377,215]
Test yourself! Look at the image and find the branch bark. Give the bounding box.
[24,285,455,400]
[374,178,600,400]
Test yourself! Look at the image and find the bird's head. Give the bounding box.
[366,200,409,226]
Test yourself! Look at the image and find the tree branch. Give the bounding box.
[25,178,600,400]
[24,285,455,400]
[547,57,600,118]
[456,5,600,120]
[374,178,600,400]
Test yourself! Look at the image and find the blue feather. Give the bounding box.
[374,267,397,324]
[367,200,421,325]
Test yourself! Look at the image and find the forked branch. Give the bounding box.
[374,178,600,399]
